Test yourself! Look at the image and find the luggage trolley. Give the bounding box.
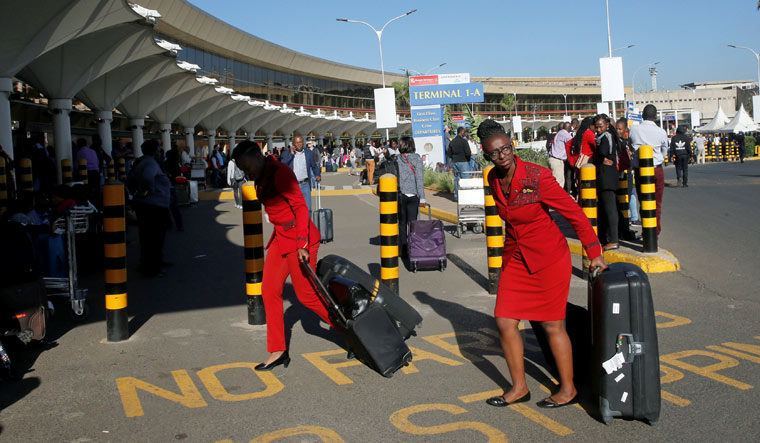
[455,170,485,238]
[43,206,96,319]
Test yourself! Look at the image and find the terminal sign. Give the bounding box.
[409,82,484,107]
[411,106,443,138]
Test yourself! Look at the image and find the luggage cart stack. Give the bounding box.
[455,170,485,238]
[43,206,96,318]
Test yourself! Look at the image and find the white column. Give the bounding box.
[96,110,113,156]
[130,118,145,157]
[207,132,216,153]
[0,78,14,159]
[351,135,356,150]
[50,98,72,184]
[159,123,172,152]
[184,127,195,157]
[267,134,274,153]
[247,132,255,141]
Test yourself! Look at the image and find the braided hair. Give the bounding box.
[476,119,509,143]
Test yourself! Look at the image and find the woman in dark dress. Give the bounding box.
[593,114,620,251]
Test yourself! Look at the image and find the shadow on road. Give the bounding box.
[446,253,489,291]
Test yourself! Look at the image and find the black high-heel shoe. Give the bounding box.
[486,392,531,407]
[255,351,290,371]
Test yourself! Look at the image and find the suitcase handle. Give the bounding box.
[300,260,348,325]
[617,333,644,363]
[421,203,432,221]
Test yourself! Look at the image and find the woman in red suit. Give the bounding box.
[566,116,596,201]
[477,120,608,409]
[232,140,335,371]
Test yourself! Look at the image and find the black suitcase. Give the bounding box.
[301,262,412,377]
[311,184,333,244]
[316,254,422,339]
[588,262,660,425]
[529,303,590,386]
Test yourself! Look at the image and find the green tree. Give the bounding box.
[463,104,485,143]
[500,92,515,117]
[392,79,410,109]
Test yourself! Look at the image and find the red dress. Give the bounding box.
[489,157,603,321]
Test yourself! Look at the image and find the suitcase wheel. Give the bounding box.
[411,261,418,273]
[473,223,483,234]
[602,415,613,425]
[439,259,446,272]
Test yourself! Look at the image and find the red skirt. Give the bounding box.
[494,246,571,321]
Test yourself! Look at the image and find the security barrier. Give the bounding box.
[107,159,115,184]
[18,158,33,194]
[482,166,502,295]
[617,171,630,227]
[118,158,126,181]
[103,184,128,342]
[241,183,266,325]
[638,145,658,253]
[61,159,72,185]
[78,158,88,184]
[378,174,399,293]
[580,164,597,274]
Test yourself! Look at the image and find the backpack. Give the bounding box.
[231,160,245,181]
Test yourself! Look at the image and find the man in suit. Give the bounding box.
[280,135,321,213]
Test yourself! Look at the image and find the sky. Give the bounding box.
[187,0,760,91]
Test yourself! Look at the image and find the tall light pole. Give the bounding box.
[632,62,659,109]
[338,9,417,140]
[399,62,447,76]
[728,45,760,92]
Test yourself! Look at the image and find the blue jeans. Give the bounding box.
[452,161,472,200]
[299,181,312,214]
[629,187,639,222]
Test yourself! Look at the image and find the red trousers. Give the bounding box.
[261,236,333,352]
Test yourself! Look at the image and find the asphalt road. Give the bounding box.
[1,160,758,442]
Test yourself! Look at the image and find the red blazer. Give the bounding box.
[255,156,319,255]
[566,130,597,167]
[488,156,602,273]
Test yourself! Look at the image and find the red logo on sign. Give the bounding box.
[409,75,439,86]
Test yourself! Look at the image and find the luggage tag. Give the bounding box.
[602,352,626,374]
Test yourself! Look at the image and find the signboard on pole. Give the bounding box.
[374,87,397,129]
[753,95,760,123]
[512,116,523,141]
[411,106,443,138]
[409,73,470,86]
[599,57,625,102]
[597,102,610,115]
[409,82,484,107]
[690,110,701,128]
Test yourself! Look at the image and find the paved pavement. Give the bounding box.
[1,160,759,442]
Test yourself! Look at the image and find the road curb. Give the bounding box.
[370,188,681,273]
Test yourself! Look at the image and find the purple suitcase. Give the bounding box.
[408,204,447,272]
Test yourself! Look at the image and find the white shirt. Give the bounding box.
[629,120,668,167]
[181,151,191,164]
[713,136,721,146]
[693,136,706,151]
[468,139,479,156]
[293,150,308,182]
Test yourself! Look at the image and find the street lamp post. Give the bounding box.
[632,62,659,109]
[338,9,417,140]
[728,45,760,92]
[400,62,447,76]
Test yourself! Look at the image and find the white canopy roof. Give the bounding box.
[695,106,730,133]
[715,105,758,134]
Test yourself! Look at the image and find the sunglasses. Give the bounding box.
[486,144,514,160]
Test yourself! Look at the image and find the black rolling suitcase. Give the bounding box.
[316,254,422,339]
[588,262,660,425]
[301,262,412,377]
[311,183,333,243]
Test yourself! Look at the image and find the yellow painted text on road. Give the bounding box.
[655,311,692,329]
[400,346,465,375]
[197,362,283,402]
[389,403,507,442]
[660,350,753,390]
[116,370,207,418]
[250,425,344,443]
[659,365,691,407]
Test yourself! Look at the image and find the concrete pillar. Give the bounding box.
[96,110,113,156]
[267,134,273,153]
[129,118,145,157]
[184,127,195,157]
[50,98,73,184]
[0,78,13,159]
[247,132,255,141]
[207,132,216,153]
[159,123,172,152]
[351,135,356,150]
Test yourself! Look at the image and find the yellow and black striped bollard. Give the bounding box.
[118,158,126,181]
[483,166,502,295]
[0,157,7,215]
[580,164,598,275]
[78,158,88,184]
[18,158,33,194]
[617,171,630,227]
[242,183,266,324]
[107,159,115,184]
[731,141,737,161]
[379,173,399,293]
[638,145,658,253]
[103,184,128,341]
[61,159,72,185]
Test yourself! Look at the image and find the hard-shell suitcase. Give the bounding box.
[408,204,447,272]
[301,262,412,377]
[316,254,422,340]
[529,303,591,386]
[311,184,333,244]
[588,262,660,425]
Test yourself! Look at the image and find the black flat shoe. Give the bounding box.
[255,351,290,371]
[486,392,531,407]
[536,395,578,408]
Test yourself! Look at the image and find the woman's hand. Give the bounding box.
[603,158,614,166]
[589,256,609,275]
[297,248,310,264]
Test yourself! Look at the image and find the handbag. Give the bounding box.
[574,153,590,169]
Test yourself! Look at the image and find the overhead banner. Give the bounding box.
[374,87,397,129]
[409,73,470,86]
[410,82,484,106]
[411,106,443,138]
[600,57,625,102]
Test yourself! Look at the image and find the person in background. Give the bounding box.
[593,114,619,251]
[630,104,668,235]
[477,119,607,409]
[669,126,692,188]
[226,156,246,209]
[363,141,377,185]
[447,126,472,200]
[280,135,321,214]
[394,136,426,258]
[348,147,358,176]
[734,131,746,163]
[467,134,480,171]
[126,139,171,277]
[549,122,572,188]
[616,118,640,228]
[566,116,595,201]
[712,134,722,160]
[163,144,184,231]
[181,145,192,165]
[693,132,706,165]
[75,138,101,196]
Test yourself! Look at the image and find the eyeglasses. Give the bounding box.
[486,145,513,160]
